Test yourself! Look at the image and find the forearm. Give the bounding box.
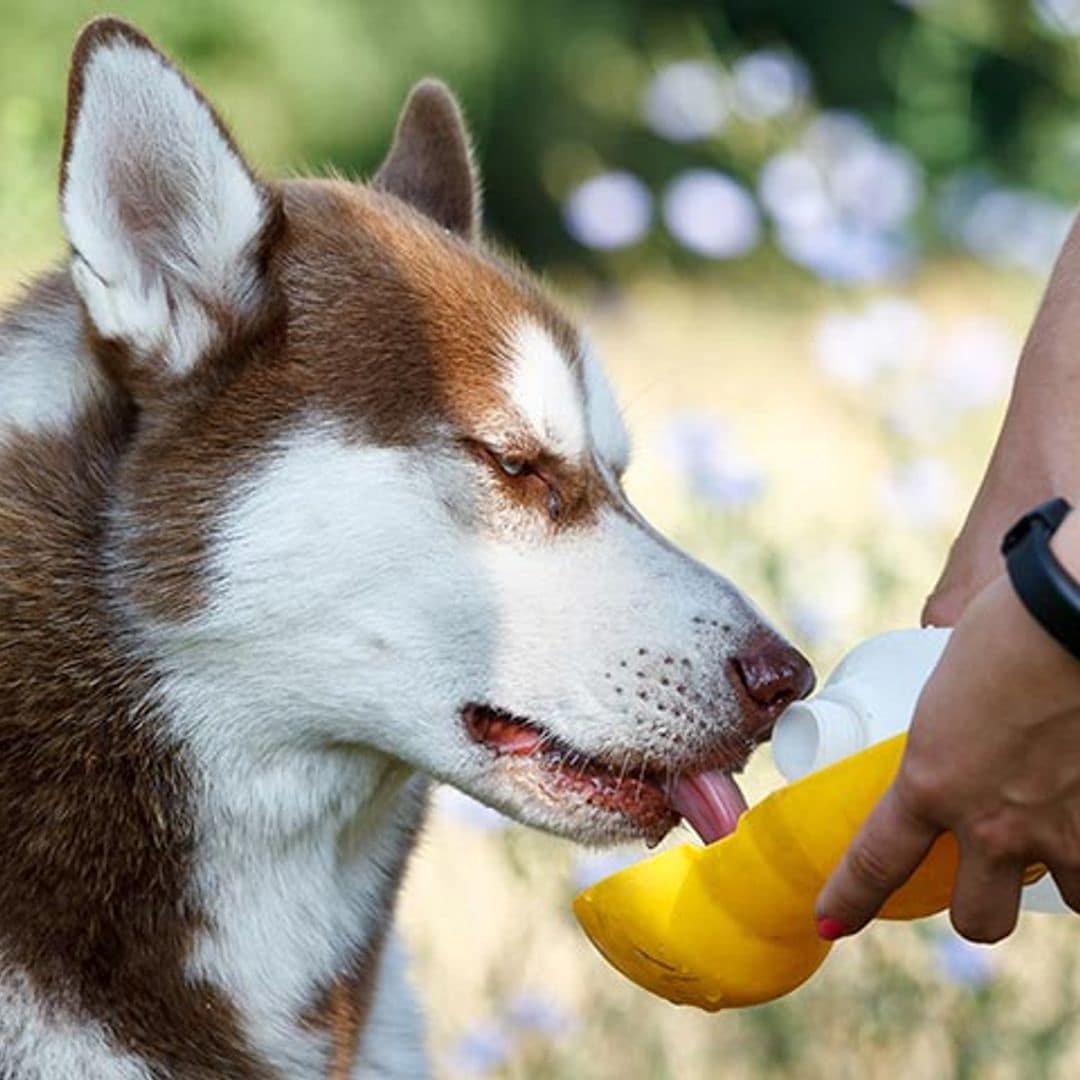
[925,214,1080,625]
[993,214,1080,492]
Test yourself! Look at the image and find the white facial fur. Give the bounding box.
[503,320,588,458]
[146,389,766,850]
[581,340,632,473]
[62,37,269,377]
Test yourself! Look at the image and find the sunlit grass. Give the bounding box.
[399,267,1080,1079]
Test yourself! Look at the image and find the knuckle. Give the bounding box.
[895,757,945,817]
[967,814,1028,862]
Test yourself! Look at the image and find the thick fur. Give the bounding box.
[0,18,809,1079]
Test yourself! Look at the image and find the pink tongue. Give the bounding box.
[669,770,748,844]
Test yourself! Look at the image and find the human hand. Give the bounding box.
[817,516,1080,942]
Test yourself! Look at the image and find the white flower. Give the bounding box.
[563,171,653,250]
[950,184,1073,275]
[661,169,761,259]
[1035,0,1080,35]
[731,49,810,121]
[758,150,832,231]
[760,111,924,282]
[778,220,913,285]
[936,317,1014,410]
[642,61,728,142]
[829,140,922,230]
[814,297,929,385]
[881,457,959,528]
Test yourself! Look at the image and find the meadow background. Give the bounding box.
[3,1,1080,1077]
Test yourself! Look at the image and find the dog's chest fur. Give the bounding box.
[0,276,431,1078]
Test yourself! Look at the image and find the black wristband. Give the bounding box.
[1001,497,1080,664]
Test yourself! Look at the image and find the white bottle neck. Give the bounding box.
[772,697,865,781]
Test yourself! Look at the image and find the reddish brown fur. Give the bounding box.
[0,358,271,1077]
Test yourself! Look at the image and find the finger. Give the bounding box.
[922,587,964,629]
[816,785,940,938]
[1048,865,1080,913]
[949,849,1024,943]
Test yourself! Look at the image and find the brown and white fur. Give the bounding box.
[0,18,814,1079]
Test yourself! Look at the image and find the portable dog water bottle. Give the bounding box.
[572,629,1060,1012]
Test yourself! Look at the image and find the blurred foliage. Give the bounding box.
[4,1,1080,282]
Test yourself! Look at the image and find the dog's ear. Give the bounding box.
[60,18,279,392]
[374,79,481,240]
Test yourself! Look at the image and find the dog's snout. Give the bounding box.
[731,637,815,728]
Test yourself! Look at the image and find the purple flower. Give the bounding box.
[563,172,653,251]
[505,992,575,1037]
[934,930,996,987]
[661,413,766,509]
[447,1022,513,1074]
[662,169,761,259]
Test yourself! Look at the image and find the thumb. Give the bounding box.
[815,783,941,938]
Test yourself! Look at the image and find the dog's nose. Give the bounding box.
[731,636,815,733]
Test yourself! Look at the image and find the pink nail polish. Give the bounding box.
[816,916,849,941]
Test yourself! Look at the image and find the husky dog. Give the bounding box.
[0,18,813,1079]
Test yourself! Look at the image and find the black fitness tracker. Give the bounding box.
[1001,497,1080,664]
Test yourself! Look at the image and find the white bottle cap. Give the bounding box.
[773,698,865,781]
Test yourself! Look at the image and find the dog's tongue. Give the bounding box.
[668,770,748,844]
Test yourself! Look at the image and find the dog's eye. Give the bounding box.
[496,455,529,478]
[468,442,563,522]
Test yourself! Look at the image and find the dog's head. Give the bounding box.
[60,19,813,846]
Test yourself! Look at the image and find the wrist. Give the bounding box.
[970,575,1080,711]
[1049,504,1080,580]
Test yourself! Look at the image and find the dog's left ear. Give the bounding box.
[374,79,481,240]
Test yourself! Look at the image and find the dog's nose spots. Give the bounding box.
[731,637,815,729]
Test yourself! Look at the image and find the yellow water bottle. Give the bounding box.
[573,629,1055,1011]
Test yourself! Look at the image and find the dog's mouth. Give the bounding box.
[462,704,749,845]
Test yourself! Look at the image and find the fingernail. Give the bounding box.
[816,916,849,941]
